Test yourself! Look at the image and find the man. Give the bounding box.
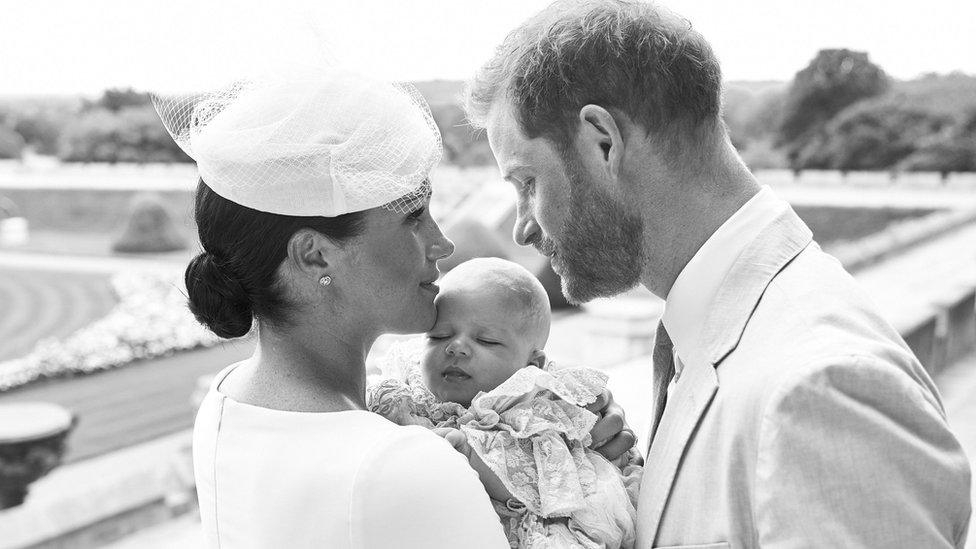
[464,1,972,547]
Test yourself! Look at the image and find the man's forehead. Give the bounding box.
[485,102,543,180]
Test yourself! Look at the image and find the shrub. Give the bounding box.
[111,193,188,253]
[0,125,25,159]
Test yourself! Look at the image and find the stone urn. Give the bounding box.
[0,402,77,509]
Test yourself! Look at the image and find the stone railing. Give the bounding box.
[897,283,976,378]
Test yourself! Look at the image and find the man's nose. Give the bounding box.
[513,205,541,247]
[445,338,470,357]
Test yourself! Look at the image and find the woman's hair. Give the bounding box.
[186,179,367,338]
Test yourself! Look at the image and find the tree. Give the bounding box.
[13,114,62,155]
[778,49,889,166]
[95,88,152,112]
[795,100,950,171]
[900,107,976,174]
[58,105,191,163]
[0,125,25,159]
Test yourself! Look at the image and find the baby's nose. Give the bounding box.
[445,340,469,357]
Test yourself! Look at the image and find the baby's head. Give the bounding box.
[422,258,551,406]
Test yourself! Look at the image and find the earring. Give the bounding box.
[319,275,332,286]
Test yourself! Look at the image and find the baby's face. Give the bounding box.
[421,286,538,406]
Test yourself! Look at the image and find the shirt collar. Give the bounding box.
[661,186,788,374]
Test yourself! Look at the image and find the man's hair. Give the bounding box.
[464,0,723,152]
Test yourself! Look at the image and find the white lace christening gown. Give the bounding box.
[368,357,643,549]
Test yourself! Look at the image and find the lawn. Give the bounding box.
[793,205,938,246]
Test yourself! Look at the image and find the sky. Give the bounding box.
[2,0,974,96]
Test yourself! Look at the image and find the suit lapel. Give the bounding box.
[636,207,814,548]
[702,208,813,366]
[636,354,718,549]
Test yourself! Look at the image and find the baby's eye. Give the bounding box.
[427,334,447,341]
[477,338,500,346]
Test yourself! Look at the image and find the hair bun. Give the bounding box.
[185,252,253,338]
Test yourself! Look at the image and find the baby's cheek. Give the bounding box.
[418,346,438,378]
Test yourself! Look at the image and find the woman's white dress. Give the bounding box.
[193,364,509,548]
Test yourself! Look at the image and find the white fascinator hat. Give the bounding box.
[152,67,441,216]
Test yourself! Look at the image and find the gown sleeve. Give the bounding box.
[350,425,510,549]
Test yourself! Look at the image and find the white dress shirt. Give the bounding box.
[662,186,788,386]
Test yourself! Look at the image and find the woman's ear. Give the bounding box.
[577,104,626,179]
[286,228,336,281]
[527,348,547,369]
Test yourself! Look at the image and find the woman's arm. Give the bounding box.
[351,426,510,549]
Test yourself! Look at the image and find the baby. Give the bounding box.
[368,258,641,549]
[421,256,551,408]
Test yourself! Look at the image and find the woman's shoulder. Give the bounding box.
[352,423,487,496]
[349,424,510,547]
[357,422,459,469]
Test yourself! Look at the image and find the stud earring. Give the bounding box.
[319,275,332,286]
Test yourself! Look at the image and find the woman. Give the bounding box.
[156,68,630,548]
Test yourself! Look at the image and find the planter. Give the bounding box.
[0,402,76,509]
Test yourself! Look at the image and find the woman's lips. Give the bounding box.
[441,365,471,382]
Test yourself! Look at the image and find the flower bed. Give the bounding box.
[0,271,221,392]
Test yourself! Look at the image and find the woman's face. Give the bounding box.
[338,197,454,335]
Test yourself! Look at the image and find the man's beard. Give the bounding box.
[541,155,644,304]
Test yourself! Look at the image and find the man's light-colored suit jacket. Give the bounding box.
[635,207,972,549]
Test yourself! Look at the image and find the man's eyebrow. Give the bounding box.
[502,165,531,183]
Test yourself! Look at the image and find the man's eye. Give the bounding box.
[523,178,535,195]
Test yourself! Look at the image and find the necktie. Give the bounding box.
[648,320,676,448]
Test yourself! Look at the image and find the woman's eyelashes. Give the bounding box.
[406,206,426,222]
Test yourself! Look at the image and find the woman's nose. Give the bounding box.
[428,221,455,261]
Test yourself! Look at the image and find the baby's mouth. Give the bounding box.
[441,365,471,382]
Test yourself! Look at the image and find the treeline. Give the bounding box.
[0,89,189,163]
[726,49,976,174]
[1,50,974,173]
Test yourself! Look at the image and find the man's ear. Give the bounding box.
[527,348,547,369]
[577,104,626,179]
[286,228,337,281]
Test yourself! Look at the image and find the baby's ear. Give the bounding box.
[527,349,547,369]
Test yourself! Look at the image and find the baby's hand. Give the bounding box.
[433,427,514,503]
